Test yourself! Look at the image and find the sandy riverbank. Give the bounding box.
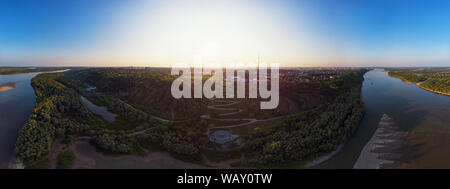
[353,114,406,169]
[0,82,16,93]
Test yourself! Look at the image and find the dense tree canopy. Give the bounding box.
[15,73,98,163]
[388,68,450,95]
[239,70,367,165]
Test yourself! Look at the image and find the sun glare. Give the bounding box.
[96,0,313,67]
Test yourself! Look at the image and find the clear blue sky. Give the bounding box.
[0,0,449,67]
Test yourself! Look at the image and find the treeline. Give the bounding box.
[388,68,450,95]
[0,67,62,75]
[88,118,210,158]
[420,78,450,95]
[135,119,209,156]
[238,70,367,165]
[388,71,426,83]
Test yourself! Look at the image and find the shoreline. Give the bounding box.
[8,69,71,168]
[416,82,450,96]
[385,70,450,96]
[303,144,344,168]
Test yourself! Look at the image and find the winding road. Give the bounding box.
[201,100,289,129]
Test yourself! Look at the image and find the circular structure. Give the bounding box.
[209,130,233,144]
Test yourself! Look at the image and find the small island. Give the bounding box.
[0,82,16,93]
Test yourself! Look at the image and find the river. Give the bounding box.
[0,73,39,168]
[315,69,450,168]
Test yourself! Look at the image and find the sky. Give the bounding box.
[0,0,449,67]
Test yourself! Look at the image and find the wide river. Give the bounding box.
[0,69,449,168]
[0,73,39,168]
[316,69,450,168]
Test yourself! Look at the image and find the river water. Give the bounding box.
[316,69,450,168]
[0,73,39,168]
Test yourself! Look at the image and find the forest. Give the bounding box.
[15,73,97,163]
[388,68,450,95]
[236,70,367,166]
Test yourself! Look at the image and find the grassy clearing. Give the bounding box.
[135,135,164,152]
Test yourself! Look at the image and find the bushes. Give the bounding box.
[57,151,75,169]
[92,133,132,153]
[15,121,55,162]
[136,125,201,156]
